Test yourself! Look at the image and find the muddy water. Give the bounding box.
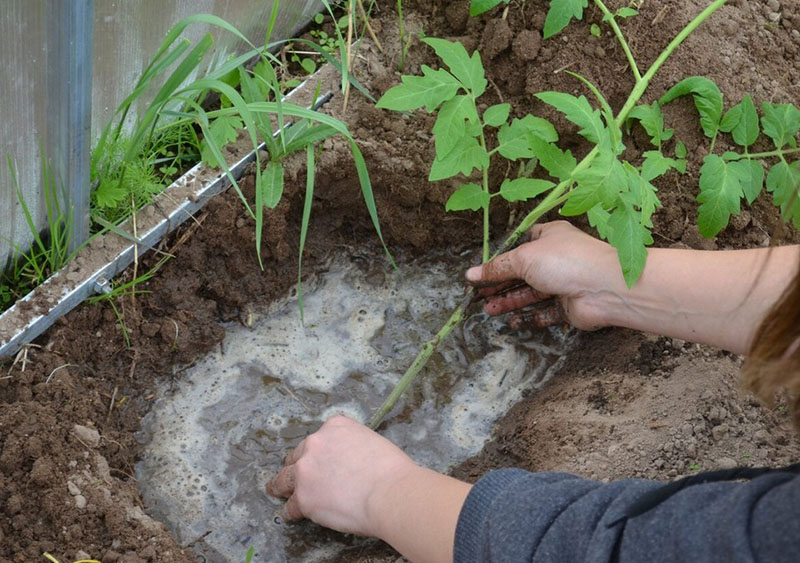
[135,251,574,562]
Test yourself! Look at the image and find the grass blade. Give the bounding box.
[298,144,315,322]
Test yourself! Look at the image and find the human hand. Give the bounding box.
[265,415,418,537]
[466,221,622,331]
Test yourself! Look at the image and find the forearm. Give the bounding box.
[596,245,799,354]
[370,466,472,563]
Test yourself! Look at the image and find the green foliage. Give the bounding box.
[469,0,509,17]
[659,76,723,140]
[660,76,800,236]
[543,0,589,39]
[376,36,677,285]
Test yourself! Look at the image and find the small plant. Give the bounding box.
[688,463,702,471]
[369,0,780,428]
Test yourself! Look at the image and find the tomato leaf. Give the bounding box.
[484,103,511,127]
[628,102,673,148]
[499,178,555,202]
[528,135,577,181]
[422,38,487,97]
[720,95,759,148]
[446,183,490,211]
[659,77,723,140]
[376,65,461,112]
[469,0,508,17]
[429,136,489,181]
[697,154,742,237]
[729,159,764,205]
[607,201,651,288]
[496,116,558,160]
[433,95,480,159]
[543,0,589,39]
[761,102,800,149]
[766,160,800,227]
[536,91,605,144]
[200,114,243,168]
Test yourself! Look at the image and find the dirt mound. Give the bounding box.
[2,0,799,560]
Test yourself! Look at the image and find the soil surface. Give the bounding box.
[2,0,800,561]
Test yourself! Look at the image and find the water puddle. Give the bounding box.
[136,250,574,562]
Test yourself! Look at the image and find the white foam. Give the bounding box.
[136,252,574,562]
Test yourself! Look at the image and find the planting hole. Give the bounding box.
[136,250,574,561]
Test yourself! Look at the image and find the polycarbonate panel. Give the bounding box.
[1,0,320,268]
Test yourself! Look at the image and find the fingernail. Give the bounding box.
[466,266,481,282]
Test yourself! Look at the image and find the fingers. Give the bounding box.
[284,440,305,466]
[483,286,551,316]
[508,303,565,329]
[465,247,526,286]
[280,494,304,522]
[476,280,524,299]
[266,465,296,498]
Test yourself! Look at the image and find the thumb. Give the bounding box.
[465,247,528,286]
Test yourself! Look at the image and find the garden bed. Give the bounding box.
[2,0,800,561]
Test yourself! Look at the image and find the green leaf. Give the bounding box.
[761,102,800,149]
[422,38,487,97]
[729,159,764,205]
[433,95,480,158]
[446,183,490,211]
[766,160,800,227]
[543,0,589,39]
[528,136,577,181]
[697,154,742,237]
[641,150,682,182]
[615,7,639,18]
[675,141,687,159]
[607,202,650,288]
[499,178,555,202]
[563,151,625,214]
[200,114,243,167]
[496,115,558,160]
[469,0,507,16]
[628,102,673,148]
[484,103,511,127]
[720,95,759,148]
[376,65,461,112]
[590,23,601,37]
[587,204,611,238]
[429,136,489,181]
[259,161,284,209]
[659,77,723,139]
[623,162,660,227]
[536,91,605,144]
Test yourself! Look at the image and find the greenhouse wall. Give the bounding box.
[0,0,319,268]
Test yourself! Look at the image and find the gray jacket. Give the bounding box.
[454,467,800,562]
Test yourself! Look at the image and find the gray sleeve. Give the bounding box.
[453,468,800,562]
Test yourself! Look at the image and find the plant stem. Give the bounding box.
[593,0,642,82]
[368,304,466,428]
[397,0,407,72]
[479,132,491,263]
[726,147,800,160]
[367,0,728,429]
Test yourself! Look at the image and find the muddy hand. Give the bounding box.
[465,221,620,331]
[265,415,417,536]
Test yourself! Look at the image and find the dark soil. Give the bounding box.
[2,1,800,561]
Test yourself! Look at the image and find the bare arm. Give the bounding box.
[467,221,799,354]
[266,415,470,563]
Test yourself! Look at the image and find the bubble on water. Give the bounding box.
[135,250,575,562]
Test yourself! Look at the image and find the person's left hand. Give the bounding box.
[265,415,418,536]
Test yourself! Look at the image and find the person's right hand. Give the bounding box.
[466,221,623,331]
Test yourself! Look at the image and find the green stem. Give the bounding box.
[368,0,728,429]
[368,304,466,429]
[396,0,406,72]
[593,0,641,82]
[615,0,728,125]
[479,133,491,263]
[725,147,800,160]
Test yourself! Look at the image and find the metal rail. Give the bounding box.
[0,89,332,360]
